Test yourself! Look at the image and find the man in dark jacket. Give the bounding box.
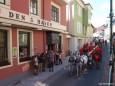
[37,53,43,73]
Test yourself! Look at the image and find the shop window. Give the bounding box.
[51,5,59,22]
[0,0,5,4]
[19,31,31,62]
[0,29,11,67]
[30,0,37,15]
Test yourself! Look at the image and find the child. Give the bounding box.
[59,53,62,64]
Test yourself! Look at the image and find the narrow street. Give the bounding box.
[44,45,109,86]
[0,0,113,86]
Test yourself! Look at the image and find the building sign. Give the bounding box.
[0,7,52,27]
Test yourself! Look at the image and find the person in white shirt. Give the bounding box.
[32,55,39,76]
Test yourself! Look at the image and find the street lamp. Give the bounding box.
[110,0,113,49]
[109,0,114,85]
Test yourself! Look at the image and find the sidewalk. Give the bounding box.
[8,56,69,86]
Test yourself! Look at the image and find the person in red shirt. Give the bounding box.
[94,50,100,69]
[83,43,88,55]
[99,45,102,49]
[91,48,96,62]
[83,43,86,48]
[79,47,84,55]
[86,43,89,47]
[97,46,102,62]
[88,43,94,52]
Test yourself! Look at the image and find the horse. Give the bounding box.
[68,54,76,76]
[76,53,94,77]
[68,52,83,77]
[68,52,94,77]
[76,54,88,76]
[68,47,97,77]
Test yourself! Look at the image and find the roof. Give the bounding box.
[81,0,93,10]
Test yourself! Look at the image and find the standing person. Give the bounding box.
[59,50,63,64]
[79,47,84,55]
[83,46,88,55]
[40,50,47,71]
[37,53,43,73]
[97,46,102,62]
[88,42,94,64]
[91,48,96,65]
[31,55,39,76]
[88,42,94,52]
[55,50,59,65]
[48,51,55,72]
[94,50,100,69]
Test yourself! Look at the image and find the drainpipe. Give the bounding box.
[43,0,45,51]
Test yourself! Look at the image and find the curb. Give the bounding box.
[8,57,69,86]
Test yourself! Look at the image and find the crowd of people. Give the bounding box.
[79,41,103,69]
[31,38,108,75]
[31,50,63,76]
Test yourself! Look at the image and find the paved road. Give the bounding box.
[44,46,109,86]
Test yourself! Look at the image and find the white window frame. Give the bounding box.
[17,29,33,65]
[0,0,10,9]
[80,23,82,33]
[29,0,41,18]
[88,11,91,24]
[0,26,12,69]
[87,27,90,36]
[77,22,82,33]
[30,0,37,15]
[51,2,61,23]
[72,4,74,18]
[77,5,82,16]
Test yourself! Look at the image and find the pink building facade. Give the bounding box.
[0,0,68,85]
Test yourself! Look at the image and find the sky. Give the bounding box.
[83,0,115,28]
